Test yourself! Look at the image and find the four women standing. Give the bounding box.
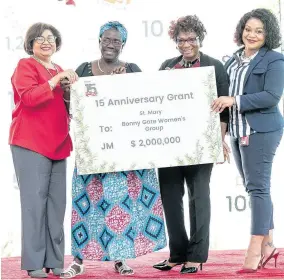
[9,8,284,278]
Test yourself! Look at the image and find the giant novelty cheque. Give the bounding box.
[71,66,224,175]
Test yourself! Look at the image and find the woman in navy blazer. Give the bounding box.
[212,9,284,273]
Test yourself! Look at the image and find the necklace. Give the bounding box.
[97,59,119,74]
[182,56,200,68]
[32,55,59,77]
[240,51,256,62]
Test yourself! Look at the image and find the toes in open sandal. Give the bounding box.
[60,261,85,279]
[114,261,134,275]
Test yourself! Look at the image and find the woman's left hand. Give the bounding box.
[223,140,231,164]
[60,78,71,92]
[111,66,126,75]
[212,96,235,113]
[217,140,231,164]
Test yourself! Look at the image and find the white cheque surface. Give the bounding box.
[71,66,224,175]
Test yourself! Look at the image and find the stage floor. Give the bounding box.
[2,250,284,279]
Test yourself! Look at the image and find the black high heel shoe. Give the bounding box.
[180,263,203,274]
[153,260,182,271]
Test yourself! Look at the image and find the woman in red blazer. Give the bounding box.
[9,22,78,278]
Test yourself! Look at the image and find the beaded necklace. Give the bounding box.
[32,55,59,77]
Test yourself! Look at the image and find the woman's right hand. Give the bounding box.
[111,66,126,75]
[58,69,78,84]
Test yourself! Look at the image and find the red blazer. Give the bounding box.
[9,57,72,160]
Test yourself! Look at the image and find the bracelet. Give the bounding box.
[48,80,56,90]
[63,98,70,103]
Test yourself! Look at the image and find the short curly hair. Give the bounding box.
[234,8,281,50]
[24,22,62,55]
[168,15,207,47]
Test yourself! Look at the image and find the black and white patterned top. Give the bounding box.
[227,51,258,138]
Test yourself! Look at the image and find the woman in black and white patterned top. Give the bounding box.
[212,8,284,273]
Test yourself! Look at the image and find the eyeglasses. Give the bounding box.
[176,37,199,46]
[34,35,57,44]
[100,38,123,47]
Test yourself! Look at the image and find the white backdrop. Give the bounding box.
[1,0,283,258]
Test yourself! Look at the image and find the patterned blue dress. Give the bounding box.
[71,168,167,261]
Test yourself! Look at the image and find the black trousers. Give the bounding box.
[158,163,213,263]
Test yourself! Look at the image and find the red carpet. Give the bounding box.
[2,250,284,279]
